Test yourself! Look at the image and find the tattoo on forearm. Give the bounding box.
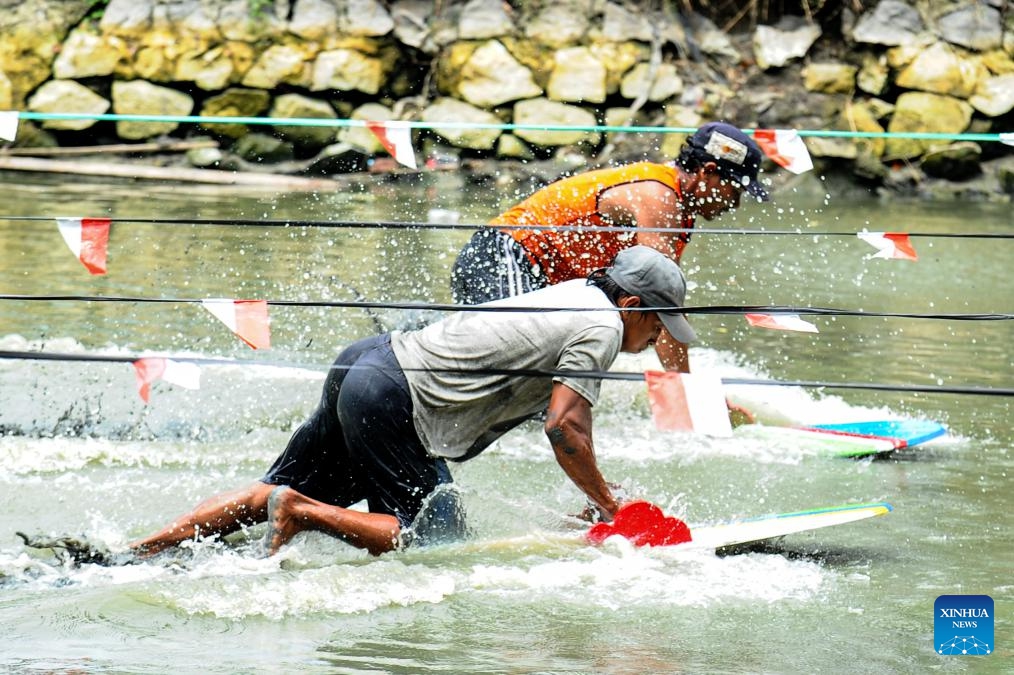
[547,427,578,454]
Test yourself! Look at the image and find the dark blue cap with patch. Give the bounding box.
[686,122,770,201]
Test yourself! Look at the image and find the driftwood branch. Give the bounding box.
[0,139,219,157]
[0,156,347,191]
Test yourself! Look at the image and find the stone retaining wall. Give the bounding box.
[1,0,1012,197]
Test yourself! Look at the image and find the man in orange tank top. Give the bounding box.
[451,121,769,374]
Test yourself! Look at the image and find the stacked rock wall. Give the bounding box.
[1,0,1012,196]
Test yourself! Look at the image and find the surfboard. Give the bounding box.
[683,501,893,550]
[735,419,946,459]
[454,502,893,555]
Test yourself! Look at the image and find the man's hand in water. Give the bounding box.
[571,483,629,523]
[727,399,756,427]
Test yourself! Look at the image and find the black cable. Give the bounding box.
[0,294,1010,320]
[0,215,1011,238]
[1,349,1010,397]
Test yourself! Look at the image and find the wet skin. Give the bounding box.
[617,295,664,354]
[687,172,744,221]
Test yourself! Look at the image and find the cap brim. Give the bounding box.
[716,165,770,202]
[745,180,770,201]
[660,313,697,344]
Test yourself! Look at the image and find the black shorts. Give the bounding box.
[262,334,461,537]
[450,229,546,305]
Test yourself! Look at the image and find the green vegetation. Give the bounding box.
[86,0,111,22]
[249,0,274,19]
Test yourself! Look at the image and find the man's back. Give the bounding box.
[491,162,687,283]
[391,280,623,459]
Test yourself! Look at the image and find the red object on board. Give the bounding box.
[587,501,693,547]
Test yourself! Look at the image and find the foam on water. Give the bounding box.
[0,550,169,590]
[488,419,811,466]
[466,544,826,609]
[1,531,830,621]
[0,433,277,475]
[169,543,827,619]
[163,557,460,620]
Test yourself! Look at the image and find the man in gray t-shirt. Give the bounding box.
[129,246,696,560]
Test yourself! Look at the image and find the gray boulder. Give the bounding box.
[936,2,1003,52]
[27,80,110,130]
[512,98,600,147]
[111,80,194,140]
[851,0,925,46]
[459,0,515,40]
[269,93,338,147]
[753,17,821,70]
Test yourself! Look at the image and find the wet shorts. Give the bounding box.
[450,229,546,305]
[262,334,461,537]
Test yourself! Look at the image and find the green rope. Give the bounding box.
[10,111,1012,142]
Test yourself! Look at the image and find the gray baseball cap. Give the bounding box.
[605,246,697,343]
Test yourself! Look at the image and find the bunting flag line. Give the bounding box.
[645,370,733,437]
[857,231,919,261]
[0,111,19,141]
[753,129,814,174]
[201,299,271,349]
[56,217,111,275]
[366,120,417,169]
[133,357,202,403]
[745,313,820,333]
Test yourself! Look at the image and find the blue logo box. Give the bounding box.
[935,595,993,656]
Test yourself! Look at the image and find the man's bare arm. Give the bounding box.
[544,382,619,518]
[654,331,690,372]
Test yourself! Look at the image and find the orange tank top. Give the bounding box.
[490,162,694,285]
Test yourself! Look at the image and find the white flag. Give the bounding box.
[366,120,418,169]
[857,231,918,261]
[754,129,814,174]
[56,217,111,275]
[745,313,819,333]
[645,371,733,437]
[201,299,271,349]
[0,111,19,141]
[133,358,201,403]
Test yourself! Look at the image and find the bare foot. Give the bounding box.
[263,485,300,556]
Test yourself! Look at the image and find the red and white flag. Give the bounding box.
[857,231,918,261]
[366,120,417,169]
[132,357,201,403]
[0,111,18,141]
[754,129,813,174]
[56,217,111,275]
[645,371,733,437]
[745,313,819,333]
[201,299,271,349]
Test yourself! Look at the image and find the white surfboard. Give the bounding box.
[682,501,893,550]
[450,502,893,554]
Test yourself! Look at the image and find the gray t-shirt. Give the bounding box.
[390,280,622,460]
